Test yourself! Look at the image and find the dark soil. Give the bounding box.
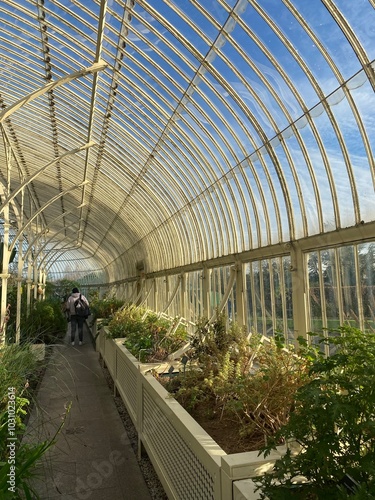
[157,376,266,455]
[188,405,266,454]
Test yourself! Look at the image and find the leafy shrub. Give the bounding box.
[0,343,61,498]
[20,299,66,344]
[88,294,125,322]
[107,304,188,361]
[46,278,80,301]
[0,343,38,407]
[162,312,313,451]
[256,326,375,499]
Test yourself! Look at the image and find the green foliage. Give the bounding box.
[107,304,188,361]
[107,303,148,339]
[189,310,242,360]
[3,278,26,343]
[163,313,313,451]
[47,279,80,301]
[0,343,63,499]
[0,344,38,403]
[88,293,125,322]
[0,397,68,499]
[256,326,375,499]
[20,299,67,344]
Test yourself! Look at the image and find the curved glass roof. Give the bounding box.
[1,0,375,281]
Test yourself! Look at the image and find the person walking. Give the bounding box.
[66,287,90,346]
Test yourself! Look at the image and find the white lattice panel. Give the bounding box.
[115,350,138,422]
[104,337,116,378]
[142,389,216,500]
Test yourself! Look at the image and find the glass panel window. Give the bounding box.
[186,270,203,324]
[245,257,292,341]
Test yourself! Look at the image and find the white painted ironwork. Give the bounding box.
[1,1,375,342]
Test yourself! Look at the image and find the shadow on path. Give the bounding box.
[24,323,152,500]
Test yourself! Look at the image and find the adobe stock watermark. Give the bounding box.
[7,387,17,494]
[75,432,127,499]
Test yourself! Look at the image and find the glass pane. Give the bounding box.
[307,251,324,333]
[359,243,375,331]
[339,246,359,327]
[324,249,340,329]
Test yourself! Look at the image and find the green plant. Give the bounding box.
[88,294,125,322]
[0,396,69,499]
[162,314,313,452]
[20,299,66,344]
[46,279,80,301]
[256,326,375,499]
[0,344,39,403]
[0,343,66,498]
[189,311,240,361]
[107,304,188,361]
[107,303,148,340]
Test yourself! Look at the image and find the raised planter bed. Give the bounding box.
[96,325,287,500]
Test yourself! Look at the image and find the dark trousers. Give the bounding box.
[70,315,84,342]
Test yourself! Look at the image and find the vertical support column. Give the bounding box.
[16,234,24,344]
[26,257,33,317]
[37,267,43,301]
[153,278,158,312]
[33,260,38,301]
[202,266,210,319]
[290,242,308,342]
[136,365,144,460]
[0,127,10,343]
[165,275,169,314]
[15,190,25,343]
[334,248,344,326]
[0,215,10,344]
[42,269,46,300]
[39,268,45,300]
[235,261,245,328]
[180,272,187,320]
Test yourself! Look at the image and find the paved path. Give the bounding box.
[25,323,152,500]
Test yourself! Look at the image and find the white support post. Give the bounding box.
[42,269,46,300]
[202,266,210,319]
[136,365,144,460]
[37,268,44,301]
[181,272,187,321]
[15,233,24,344]
[290,242,308,342]
[165,275,169,314]
[26,258,33,317]
[33,263,38,301]
[0,130,11,344]
[235,262,245,328]
[153,278,158,312]
[0,216,10,344]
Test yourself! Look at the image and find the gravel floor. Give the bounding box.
[100,361,168,500]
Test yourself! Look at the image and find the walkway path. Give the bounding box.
[25,322,152,500]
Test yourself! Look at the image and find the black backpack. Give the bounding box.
[74,294,89,318]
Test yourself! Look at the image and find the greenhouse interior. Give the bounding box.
[1,1,375,499]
